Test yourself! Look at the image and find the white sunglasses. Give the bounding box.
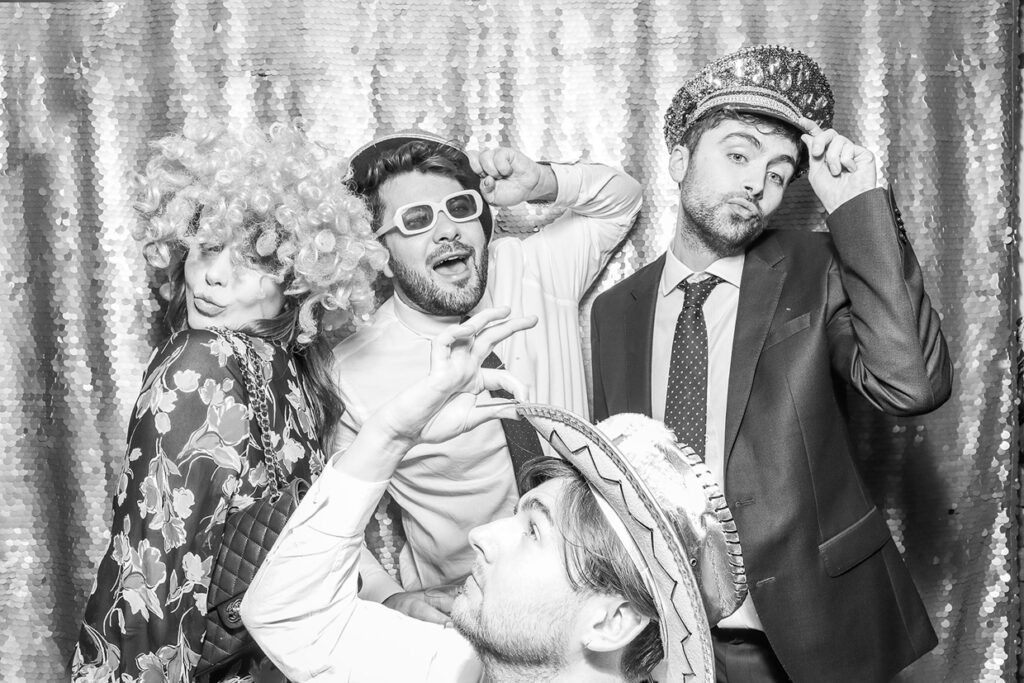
[375,189,484,237]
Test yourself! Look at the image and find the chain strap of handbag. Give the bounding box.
[236,333,288,496]
[196,331,307,677]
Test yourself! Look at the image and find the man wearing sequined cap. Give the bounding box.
[333,133,642,622]
[591,45,952,682]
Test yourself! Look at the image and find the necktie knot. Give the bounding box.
[680,274,722,310]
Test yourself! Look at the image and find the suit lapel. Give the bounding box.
[623,254,664,416]
[724,234,787,466]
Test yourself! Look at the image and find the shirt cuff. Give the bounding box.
[547,162,585,211]
[300,465,390,538]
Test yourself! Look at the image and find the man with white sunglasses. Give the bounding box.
[333,132,642,623]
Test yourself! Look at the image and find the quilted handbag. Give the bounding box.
[196,334,309,679]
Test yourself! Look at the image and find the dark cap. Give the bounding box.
[348,130,493,239]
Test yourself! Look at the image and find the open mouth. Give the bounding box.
[431,250,472,279]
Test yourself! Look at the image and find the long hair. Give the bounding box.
[135,119,387,447]
[161,253,343,446]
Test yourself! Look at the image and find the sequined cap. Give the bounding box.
[664,45,834,150]
[519,404,747,682]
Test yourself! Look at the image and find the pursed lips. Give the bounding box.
[726,197,761,219]
[191,292,225,315]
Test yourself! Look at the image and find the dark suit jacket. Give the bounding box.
[591,188,952,683]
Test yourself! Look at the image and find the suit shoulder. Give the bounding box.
[594,256,663,312]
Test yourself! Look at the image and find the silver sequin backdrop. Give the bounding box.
[0,2,1017,681]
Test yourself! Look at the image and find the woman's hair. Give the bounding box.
[134,119,387,445]
[521,457,663,682]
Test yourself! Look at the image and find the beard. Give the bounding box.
[679,178,767,257]
[389,242,489,316]
[449,584,576,670]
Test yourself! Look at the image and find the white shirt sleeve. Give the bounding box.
[242,466,481,682]
[516,161,642,298]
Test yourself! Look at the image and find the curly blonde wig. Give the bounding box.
[134,119,388,345]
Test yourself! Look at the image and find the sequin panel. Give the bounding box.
[0,2,1016,681]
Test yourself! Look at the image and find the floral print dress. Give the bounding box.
[73,328,325,682]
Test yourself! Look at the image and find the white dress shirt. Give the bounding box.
[242,464,484,682]
[333,162,642,600]
[651,249,763,630]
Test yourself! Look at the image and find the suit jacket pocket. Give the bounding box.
[818,506,892,577]
[765,311,811,348]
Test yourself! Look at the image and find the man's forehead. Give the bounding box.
[380,170,464,207]
[707,118,799,156]
[518,478,568,520]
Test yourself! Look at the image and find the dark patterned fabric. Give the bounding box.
[664,275,722,458]
[482,350,546,489]
[72,329,324,683]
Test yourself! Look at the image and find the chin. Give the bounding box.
[186,310,210,330]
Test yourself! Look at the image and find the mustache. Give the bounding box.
[429,240,476,262]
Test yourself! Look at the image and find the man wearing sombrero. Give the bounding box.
[591,46,952,681]
[243,307,744,682]
[332,131,641,622]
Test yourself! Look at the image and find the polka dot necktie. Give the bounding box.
[664,275,722,458]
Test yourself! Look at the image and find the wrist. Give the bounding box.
[334,412,416,480]
[526,163,558,203]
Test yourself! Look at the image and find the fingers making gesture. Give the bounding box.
[798,116,877,214]
[376,306,538,446]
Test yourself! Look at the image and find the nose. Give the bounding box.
[743,168,766,200]
[432,212,462,242]
[204,248,232,287]
[467,516,508,564]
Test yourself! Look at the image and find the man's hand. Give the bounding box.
[382,583,463,626]
[467,147,558,207]
[374,307,538,447]
[799,117,877,214]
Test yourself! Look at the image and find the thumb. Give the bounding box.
[480,176,497,198]
[409,600,450,625]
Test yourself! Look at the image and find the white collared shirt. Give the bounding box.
[243,464,484,681]
[651,249,763,630]
[333,162,642,600]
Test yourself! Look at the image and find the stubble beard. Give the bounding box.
[679,181,767,258]
[450,589,573,672]
[389,245,489,317]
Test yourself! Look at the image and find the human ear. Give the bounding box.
[582,598,651,653]
[668,145,691,184]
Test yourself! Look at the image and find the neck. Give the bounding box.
[482,658,625,683]
[669,225,719,273]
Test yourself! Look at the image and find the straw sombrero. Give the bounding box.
[518,404,747,682]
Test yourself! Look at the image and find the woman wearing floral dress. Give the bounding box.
[72,120,387,682]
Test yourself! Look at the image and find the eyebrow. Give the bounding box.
[514,495,555,527]
[721,132,798,171]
